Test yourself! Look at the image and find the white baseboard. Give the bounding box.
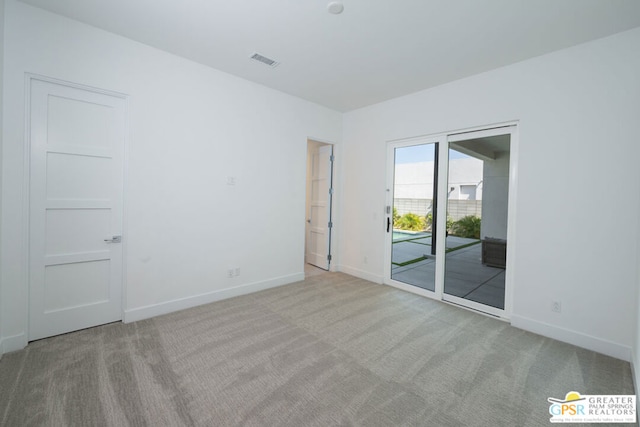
[336,265,383,284]
[124,272,305,323]
[511,314,631,362]
[0,333,27,357]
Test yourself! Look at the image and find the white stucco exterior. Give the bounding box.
[394,157,483,200]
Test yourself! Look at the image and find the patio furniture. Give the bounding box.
[482,237,506,269]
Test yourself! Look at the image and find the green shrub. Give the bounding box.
[393,207,400,226]
[395,213,426,231]
[447,216,455,233]
[425,212,433,231]
[425,213,455,233]
[450,215,481,239]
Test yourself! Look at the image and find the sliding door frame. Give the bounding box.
[384,135,443,300]
[384,122,519,319]
[443,124,518,318]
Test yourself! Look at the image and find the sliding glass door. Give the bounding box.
[443,134,511,315]
[385,126,516,318]
[386,140,439,293]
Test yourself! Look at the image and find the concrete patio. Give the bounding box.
[391,234,505,309]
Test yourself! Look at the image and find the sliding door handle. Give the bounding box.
[387,217,390,233]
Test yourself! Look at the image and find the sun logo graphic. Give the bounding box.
[548,391,586,418]
[548,391,636,423]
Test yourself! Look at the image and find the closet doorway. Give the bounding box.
[305,140,334,271]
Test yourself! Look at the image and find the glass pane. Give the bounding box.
[443,136,510,309]
[390,143,437,291]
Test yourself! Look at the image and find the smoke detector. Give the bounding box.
[327,1,344,14]
[249,52,279,68]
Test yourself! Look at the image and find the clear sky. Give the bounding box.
[395,144,468,164]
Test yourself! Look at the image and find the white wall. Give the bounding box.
[340,28,640,361]
[481,152,509,240]
[635,186,640,392]
[0,0,5,357]
[0,0,341,352]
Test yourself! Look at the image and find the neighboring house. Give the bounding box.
[393,157,485,222]
[394,158,484,201]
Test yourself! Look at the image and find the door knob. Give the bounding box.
[104,235,122,243]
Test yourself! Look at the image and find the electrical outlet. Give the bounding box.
[551,301,562,313]
[234,267,240,277]
[228,269,234,278]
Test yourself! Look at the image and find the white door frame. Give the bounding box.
[305,140,334,271]
[384,122,518,319]
[23,73,129,340]
[442,124,518,318]
[384,135,443,299]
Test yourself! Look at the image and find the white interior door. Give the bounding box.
[307,144,333,270]
[29,78,126,341]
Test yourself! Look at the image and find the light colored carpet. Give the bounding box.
[0,272,635,426]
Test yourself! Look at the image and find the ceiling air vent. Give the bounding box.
[250,52,279,68]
